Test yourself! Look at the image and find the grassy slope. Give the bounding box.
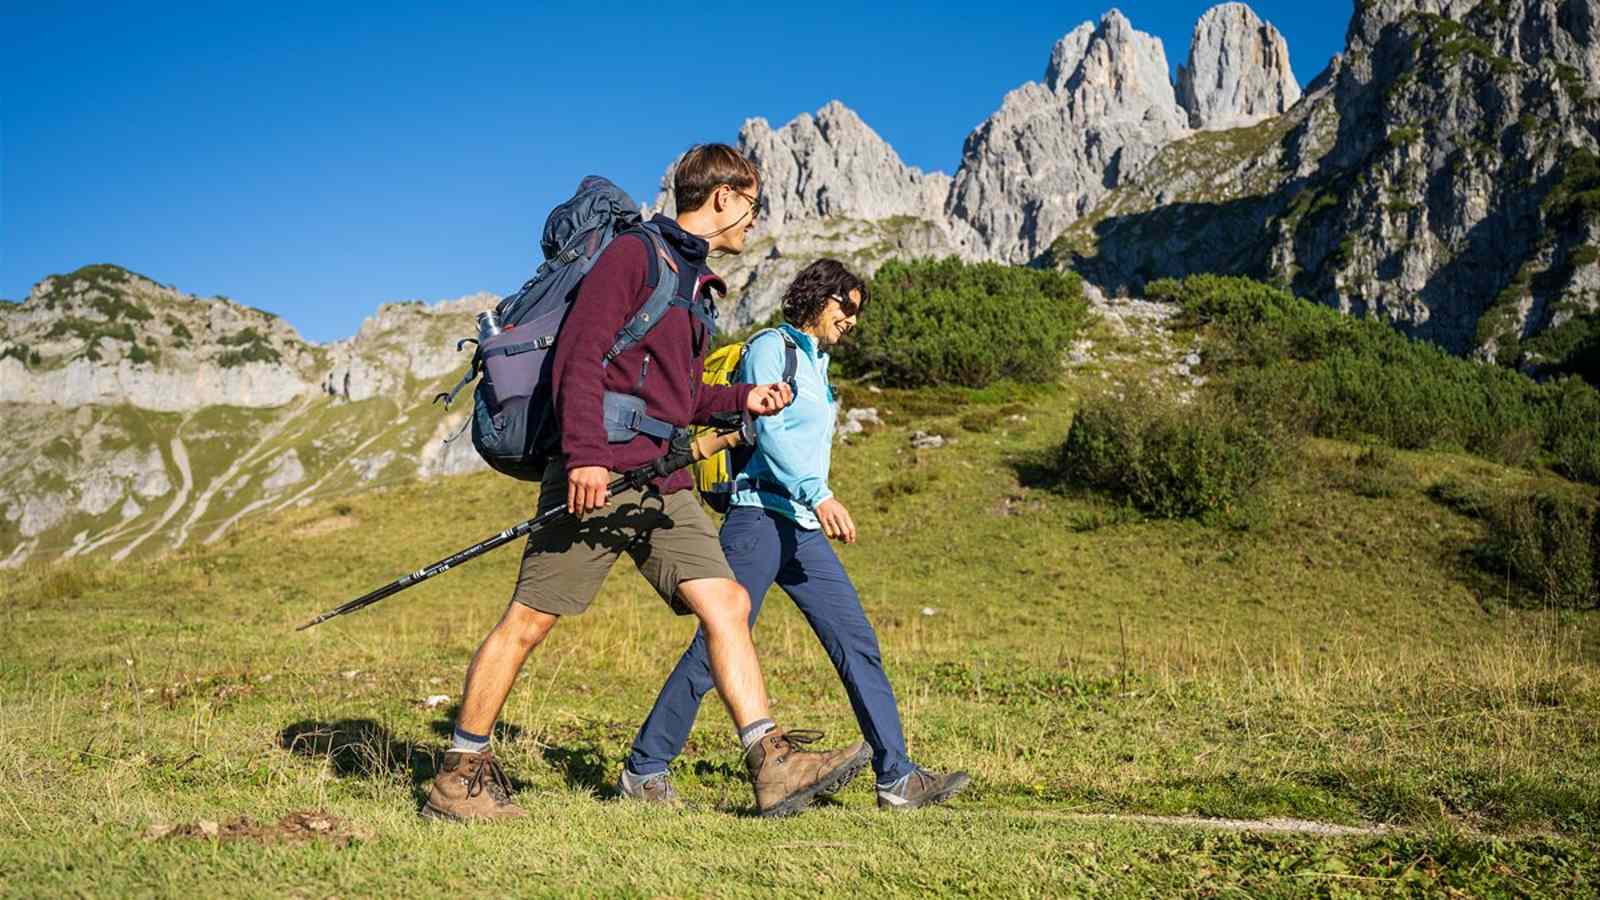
[2,366,1598,895]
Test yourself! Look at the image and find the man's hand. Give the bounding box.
[567,466,610,516]
[745,382,794,417]
[816,497,857,544]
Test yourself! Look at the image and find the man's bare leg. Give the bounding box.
[456,603,561,736]
[674,575,871,817]
[422,603,557,821]
[675,577,768,727]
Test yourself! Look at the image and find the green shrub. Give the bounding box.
[127,343,160,366]
[1150,275,1600,485]
[1057,386,1291,524]
[1,344,34,368]
[837,257,1088,388]
[89,295,152,322]
[1543,148,1600,229]
[1427,476,1495,519]
[216,327,282,367]
[1542,377,1600,484]
[1481,491,1599,609]
[1523,315,1600,386]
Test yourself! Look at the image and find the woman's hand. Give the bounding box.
[746,382,794,416]
[816,497,857,544]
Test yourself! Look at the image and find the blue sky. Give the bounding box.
[2,2,1349,342]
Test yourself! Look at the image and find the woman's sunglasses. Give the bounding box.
[829,293,861,317]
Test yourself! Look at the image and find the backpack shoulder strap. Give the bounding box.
[603,224,680,366]
[738,328,800,386]
[778,330,799,384]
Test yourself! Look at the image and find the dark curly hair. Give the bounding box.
[781,259,869,329]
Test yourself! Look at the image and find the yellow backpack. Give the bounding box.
[693,329,798,512]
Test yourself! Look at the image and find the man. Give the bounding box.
[423,144,870,821]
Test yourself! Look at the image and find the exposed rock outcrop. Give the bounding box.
[1177,2,1301,129]
[945,11,1191,264]
[655,101,949,229]
[0,268,505,567]
[651,103,965,328]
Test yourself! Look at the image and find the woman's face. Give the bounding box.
[813,288,862,349]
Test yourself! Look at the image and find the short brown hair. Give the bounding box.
[782,259,869,328]
[673,144,759,213]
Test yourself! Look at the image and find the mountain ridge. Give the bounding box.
[9,1,1599,569]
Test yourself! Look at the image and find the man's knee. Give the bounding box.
[495,602,559,652]
[680,579,750,630]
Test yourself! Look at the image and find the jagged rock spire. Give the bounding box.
[1177,3,1301,130]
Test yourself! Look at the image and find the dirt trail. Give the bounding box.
[273,402,399,513]
[174,399,309,548]
[1058,812,1397,838]
[112,435,193,562]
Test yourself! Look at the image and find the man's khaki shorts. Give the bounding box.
[511,459,734,616]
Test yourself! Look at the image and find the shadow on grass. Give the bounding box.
[541,744,615,798]
[278,719,441,789]
[1005,447,1061,492]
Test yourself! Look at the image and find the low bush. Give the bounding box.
[1481,491,1600,610]
[837,257,1088,388]
[1148,275,1600,485]
[1057,385,1291,524]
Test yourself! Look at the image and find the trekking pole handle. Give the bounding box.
[691,423,748,461]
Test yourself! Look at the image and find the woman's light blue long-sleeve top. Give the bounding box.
[729,324,835,530]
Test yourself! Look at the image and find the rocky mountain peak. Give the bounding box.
[1177,2,1301,130]
[946,9,1189,263]
[653,99,950,230]
[1044,21,1098,92]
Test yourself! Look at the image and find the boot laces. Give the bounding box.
[464,751,514,804]
[776,729,825,761]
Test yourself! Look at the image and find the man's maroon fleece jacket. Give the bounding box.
[550,215,752,493]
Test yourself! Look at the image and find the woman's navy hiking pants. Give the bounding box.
[625,504,916,784]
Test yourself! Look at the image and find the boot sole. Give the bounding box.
[419,802,527,822]
[879,772,973,812]
[759,744,872,818]
[420,802,462,822]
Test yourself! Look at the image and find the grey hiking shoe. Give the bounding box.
[617,768,680,805]
[744,728,870,818]
[877,767,972,811]
[421,750,527,821]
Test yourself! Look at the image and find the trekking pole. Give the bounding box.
[295,417,753,631]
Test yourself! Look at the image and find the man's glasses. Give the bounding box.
[732,188,761,222]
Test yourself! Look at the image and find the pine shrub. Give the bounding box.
[838,257,1088,388]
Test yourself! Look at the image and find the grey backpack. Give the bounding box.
[436,175,716,480]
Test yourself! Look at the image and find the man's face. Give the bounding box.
[712,179,761,254]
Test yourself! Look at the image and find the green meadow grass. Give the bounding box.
[2,379,1598,896]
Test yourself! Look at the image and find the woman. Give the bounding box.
[619,259,970,812]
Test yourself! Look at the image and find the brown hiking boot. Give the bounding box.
[421,750,527,821]
[876,767,972,811]
[743,729,870,818]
